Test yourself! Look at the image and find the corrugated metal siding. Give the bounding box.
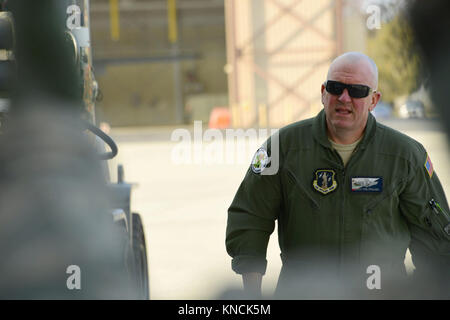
[226,0,342,128]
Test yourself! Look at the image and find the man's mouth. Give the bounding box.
[335,107,352,115]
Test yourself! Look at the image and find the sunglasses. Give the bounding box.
[325,80,374,98]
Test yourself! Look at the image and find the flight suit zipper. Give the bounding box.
[340,166,346,275]
[428,198,450,236]
[329,148,346,274]
[429,199,450,220]
[333,144,360,274]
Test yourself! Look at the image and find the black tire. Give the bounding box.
[131,213,149,299]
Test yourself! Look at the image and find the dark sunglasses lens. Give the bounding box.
[326,81,344,95]
[348,85,370,98]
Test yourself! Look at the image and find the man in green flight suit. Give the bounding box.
[226,52,450,299]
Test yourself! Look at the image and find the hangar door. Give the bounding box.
[225,0,343,128]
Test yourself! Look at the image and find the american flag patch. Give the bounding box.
[424,154,433,178]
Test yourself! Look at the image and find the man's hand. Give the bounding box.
[242,272,262,298]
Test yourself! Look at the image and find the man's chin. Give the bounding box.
[330,119,354,130]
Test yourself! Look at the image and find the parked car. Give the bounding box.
[371,101,392,119]
[398,100,426,118]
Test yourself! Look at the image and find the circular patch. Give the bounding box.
[251,148,269,174]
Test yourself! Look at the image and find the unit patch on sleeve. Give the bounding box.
[351,177,383,192]
[424,153,433,178]
[251,148,269,174]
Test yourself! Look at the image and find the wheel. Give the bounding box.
[131,213,149,299]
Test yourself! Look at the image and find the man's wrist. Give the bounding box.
[242,272,262,298]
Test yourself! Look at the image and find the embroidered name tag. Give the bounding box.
[351,177,383,192]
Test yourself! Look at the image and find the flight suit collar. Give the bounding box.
[312,109,377,150]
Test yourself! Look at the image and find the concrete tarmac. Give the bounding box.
[108,118,449,299]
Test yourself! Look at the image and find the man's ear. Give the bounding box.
[369,91,382,111]
[321,84,326,105]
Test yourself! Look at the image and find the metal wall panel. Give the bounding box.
[225,0,343,128]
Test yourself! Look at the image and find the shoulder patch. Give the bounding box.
[251,148,269,174]
[424,154,433,178]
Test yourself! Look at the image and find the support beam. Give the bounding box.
[109,0,120,41]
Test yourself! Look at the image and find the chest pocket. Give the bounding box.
[279,168,325,245]
[284,168,319,210]
[360,177,410,246]
[362,178,406,216]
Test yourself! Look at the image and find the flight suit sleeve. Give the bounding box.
[398,150,450,294]
[226,137,282,275]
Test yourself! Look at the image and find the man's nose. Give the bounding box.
[338,88,352,103]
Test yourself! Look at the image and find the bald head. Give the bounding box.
[327,52,378,90]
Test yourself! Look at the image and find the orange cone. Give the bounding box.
[209,107,231,129]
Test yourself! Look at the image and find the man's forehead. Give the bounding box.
[327,59,375,86]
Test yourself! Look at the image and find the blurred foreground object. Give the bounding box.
[409,0,450,140]
[0,0,148,299]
